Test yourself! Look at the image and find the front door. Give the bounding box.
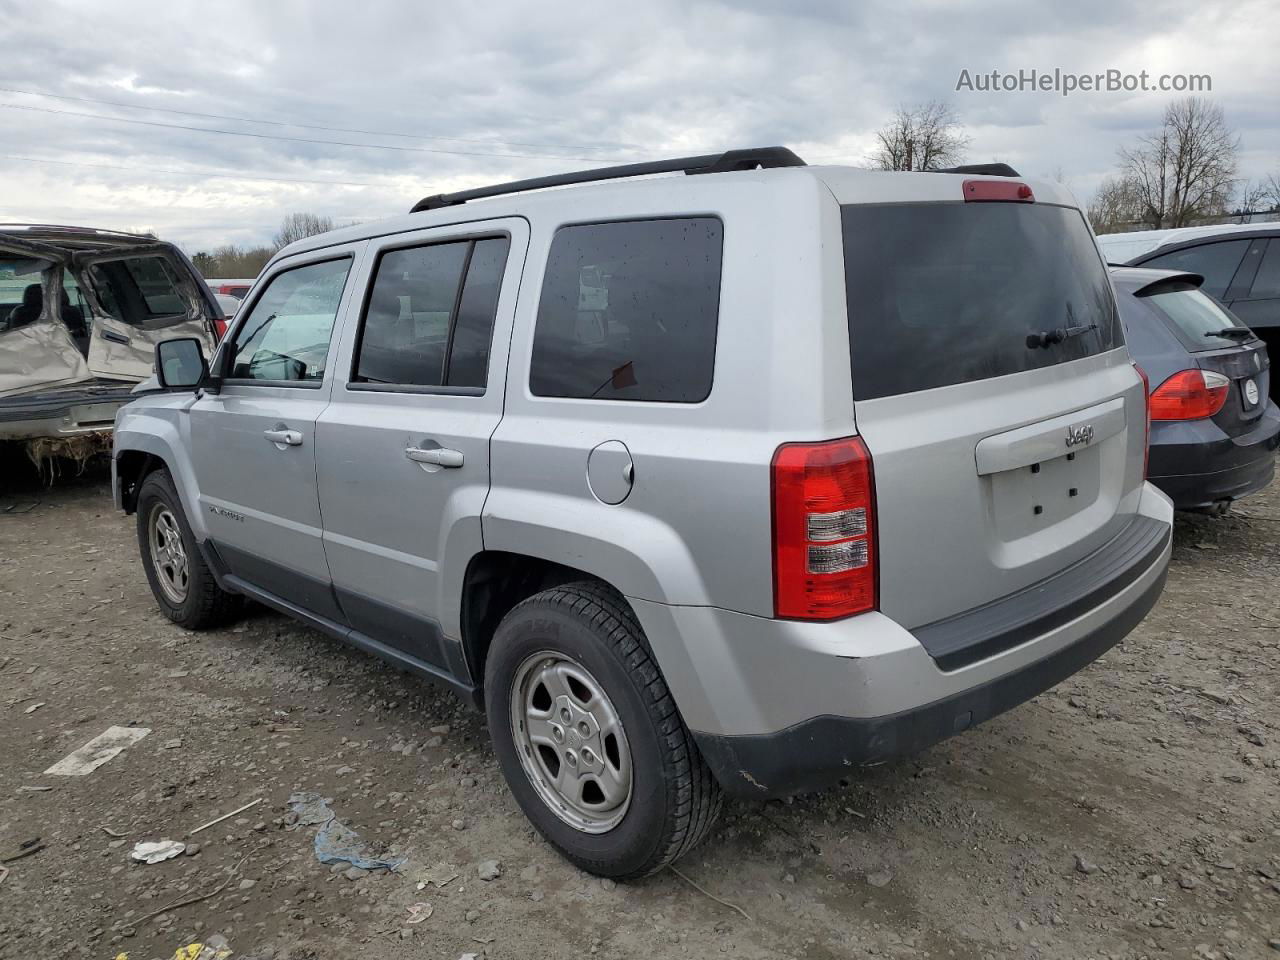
[315,220,526,669]
[189,248,363,620]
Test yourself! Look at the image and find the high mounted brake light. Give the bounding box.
[772,436,877,620]
[962,179,1034,202]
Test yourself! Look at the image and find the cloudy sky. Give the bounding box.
[2,0,1276,254]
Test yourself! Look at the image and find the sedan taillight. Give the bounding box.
[1149,369,1229,421]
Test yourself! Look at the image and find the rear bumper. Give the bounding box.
[0,383,134,441]
[631,484,1173,799]
[1148,404,1280,509]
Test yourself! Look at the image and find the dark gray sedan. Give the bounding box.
[1112,266,1280,512]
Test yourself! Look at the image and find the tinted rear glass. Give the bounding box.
[1144,283,1251,350]
[842,203,1121,401]
[530,218,722,402]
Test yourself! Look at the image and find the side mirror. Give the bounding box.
[155,338,209,390]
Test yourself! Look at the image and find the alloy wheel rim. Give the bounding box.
[148,504,189,605]
[509,651,633,834]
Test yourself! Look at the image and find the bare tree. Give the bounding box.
[1234,180,1271,223]
[1087,176,1145,234]
[1118,97,1239,229]
[871,101,970,171]
[1258,173,1280,212]
[273,212,336,250]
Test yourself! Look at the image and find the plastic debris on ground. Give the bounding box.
[44,725,151,776]
[287,791,406,871]
[406,902,433,924]
[131,840,186,864]
[170,935,232,960]
[416,862,460,888]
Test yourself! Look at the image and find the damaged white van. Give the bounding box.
[0,225,219,467]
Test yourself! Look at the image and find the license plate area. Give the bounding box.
[988,445,1101,541]
[65,402,120,433]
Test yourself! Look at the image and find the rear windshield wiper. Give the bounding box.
[1205,328,1254,340]
[1026,323,1096,350]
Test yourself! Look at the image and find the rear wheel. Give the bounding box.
[485,581,722,878]
[136,469,240,629]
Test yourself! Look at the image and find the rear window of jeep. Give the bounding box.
[842,202,1122,401]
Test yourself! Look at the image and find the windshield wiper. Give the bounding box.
[1026,323,1097,350]
[1205,328,1254,340]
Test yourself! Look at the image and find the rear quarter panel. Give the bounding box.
[484,172,854,614]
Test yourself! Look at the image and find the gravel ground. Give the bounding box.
[1,462,1277,960]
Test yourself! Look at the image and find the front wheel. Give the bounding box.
[485,581,722,878]
[136,469,240,629]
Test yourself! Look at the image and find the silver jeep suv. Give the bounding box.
[113,148,1173,878]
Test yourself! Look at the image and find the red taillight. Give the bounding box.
[772,436,877,620]
[1149,369,1229,421]
[1134,363,1150,479]
[962,179,1034,202]
[213,317,229,340]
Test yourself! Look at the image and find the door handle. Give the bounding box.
[263,428,303,447]
[102,329,131,345]
[405,446,464,468]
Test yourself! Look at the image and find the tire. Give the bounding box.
[485,580,722,878]
[136,469,240,630]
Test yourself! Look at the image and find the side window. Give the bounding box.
[448,237,510,388]
[0,257,52,333]
[89,256,187,324]
[1246,239,1280,300]
[352,235,510,389]
[228,257,351,383]
[529,218,723,402]
[1143,239,1250,300]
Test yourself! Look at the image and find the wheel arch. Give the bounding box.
[459,551,615,690]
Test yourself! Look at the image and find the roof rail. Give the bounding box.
[937,163,1021,177]
[410,146,806,213]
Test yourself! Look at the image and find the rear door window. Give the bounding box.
[529,218,723,402]
[1143,239,1251,299]
[351,235,511,390]
[1245,239,1280,300]
[841,203,1121,401]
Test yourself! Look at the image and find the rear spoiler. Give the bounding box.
[1130,272,1205,297]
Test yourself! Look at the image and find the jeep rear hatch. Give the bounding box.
[836,185,1146,636]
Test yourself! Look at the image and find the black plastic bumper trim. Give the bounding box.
[694,556,1168,799]
[913,515,1170,671]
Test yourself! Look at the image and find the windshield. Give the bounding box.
[1144,283,1253,350]
[841,202,1122,400]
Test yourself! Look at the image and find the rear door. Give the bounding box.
[839,193,1145,629]
[78,246,218,381]
[1223,237,1280,334]
[315,219,525,666]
